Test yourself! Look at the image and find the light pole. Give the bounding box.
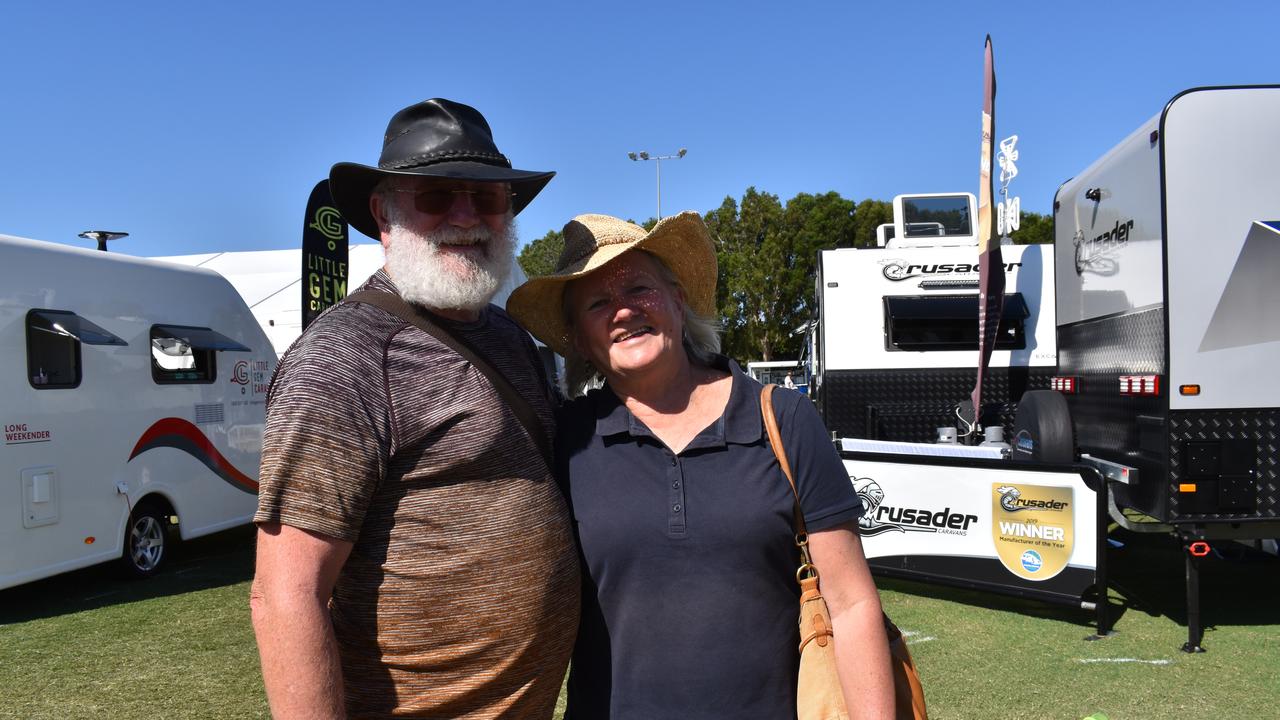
[78,230,129,252]
[628,148,687,219]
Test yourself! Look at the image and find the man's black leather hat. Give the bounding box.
[330,98,554,239]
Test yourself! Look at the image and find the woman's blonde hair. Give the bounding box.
[562,250,720,397]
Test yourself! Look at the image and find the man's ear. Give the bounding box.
[369,192,392,249]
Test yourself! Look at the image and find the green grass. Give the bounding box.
[1,527,1277,719]
[881,531,1280,719]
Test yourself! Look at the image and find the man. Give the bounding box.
[250,99,579,719]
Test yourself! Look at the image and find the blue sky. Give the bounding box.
[1,1,1275,256]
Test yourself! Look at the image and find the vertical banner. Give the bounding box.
[301,179,349,330]
[969,35,1007,430]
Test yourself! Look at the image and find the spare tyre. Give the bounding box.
[1009,389,1074,463]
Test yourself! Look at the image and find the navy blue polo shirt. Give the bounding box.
[557,357,862,720]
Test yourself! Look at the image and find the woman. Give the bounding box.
[507,212,894,719]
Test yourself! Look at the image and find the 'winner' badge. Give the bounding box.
[991,483,1074,581]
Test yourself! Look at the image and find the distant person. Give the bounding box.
[250,99,578,719]
[507,213,894,719]
[784,371,797,389]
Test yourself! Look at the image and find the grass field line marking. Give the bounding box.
[906,636,936,644]
[1077,657,1173,665]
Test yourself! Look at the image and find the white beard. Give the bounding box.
[383,214,517,312]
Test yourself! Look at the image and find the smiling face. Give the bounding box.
[566,250,687,384]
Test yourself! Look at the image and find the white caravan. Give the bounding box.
[813,192,1056,442]
[1044,86,1280,537]
[1,235,276,590]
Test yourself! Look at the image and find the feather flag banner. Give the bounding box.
[968,35,1007,434]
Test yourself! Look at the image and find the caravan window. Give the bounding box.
[149,325,251,383]
[901,196,972,238]
[884,294,1029,352]
[26,310,82,388]
[25,309,127,389]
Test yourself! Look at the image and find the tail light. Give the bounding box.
[1051,376,1078,393]
[1119,375,1160,396]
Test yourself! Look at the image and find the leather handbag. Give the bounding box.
[760,385,928,720]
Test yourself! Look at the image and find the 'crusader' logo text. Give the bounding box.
[996,485,1070,513]
[880,259,1022,282]
[854,478,979,537]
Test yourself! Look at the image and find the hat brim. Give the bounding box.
[329,161,555,240]
[505,211,716,357]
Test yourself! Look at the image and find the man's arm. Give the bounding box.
[808,522,895,720]
[250,522,354,720]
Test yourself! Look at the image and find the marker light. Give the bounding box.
[1119,375,1161,396]
[1178,484,1197,493]
[1189,541,1211,557]
[84,537,96,545]
[1050,376,1078,394]
[1180,384,1201,396]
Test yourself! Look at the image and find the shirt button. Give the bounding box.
[672,481,680,489]
[673,504,682,513]
[670,456,677,466]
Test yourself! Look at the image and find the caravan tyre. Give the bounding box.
[1010,390,1075,464]
[119,500,172,579]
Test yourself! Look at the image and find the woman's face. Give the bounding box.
[567,251,686,382]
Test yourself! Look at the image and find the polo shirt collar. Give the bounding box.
[592,355,763,447]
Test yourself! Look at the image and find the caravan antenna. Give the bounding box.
[78,230,129,252]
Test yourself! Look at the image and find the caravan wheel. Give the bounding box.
[120,500,172,579]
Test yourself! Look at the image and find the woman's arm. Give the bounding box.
[808,521,895,720]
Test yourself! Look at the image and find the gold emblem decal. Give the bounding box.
[991,484,1074,581]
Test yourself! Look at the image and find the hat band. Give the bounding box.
[382,148,512,170]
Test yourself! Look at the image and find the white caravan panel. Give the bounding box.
[820,243,1055,371]
[1054,117,1165,326]
[1164,87,1280,410]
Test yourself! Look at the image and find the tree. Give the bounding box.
[853,198,893,248]
[705,188,854,363]
[1009,210,1052,245]
[517,228,564,278]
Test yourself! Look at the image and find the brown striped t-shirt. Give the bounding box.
[255,270,579,719]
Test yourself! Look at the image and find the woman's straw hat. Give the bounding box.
[506,211,716,357]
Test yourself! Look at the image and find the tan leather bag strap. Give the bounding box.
[760,384,815,570]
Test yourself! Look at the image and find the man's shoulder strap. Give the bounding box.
[345,289,553,468]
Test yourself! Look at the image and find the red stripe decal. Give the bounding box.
[128,417,259,493]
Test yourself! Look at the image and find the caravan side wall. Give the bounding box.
[1055,86,1280,525]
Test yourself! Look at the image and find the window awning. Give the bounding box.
[152,325,251,352]
[30,310,127,346]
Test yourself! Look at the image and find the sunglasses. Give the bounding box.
[391,186,514,216]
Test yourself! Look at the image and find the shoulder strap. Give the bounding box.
[346,289,554,469]
[760,384,815,572]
